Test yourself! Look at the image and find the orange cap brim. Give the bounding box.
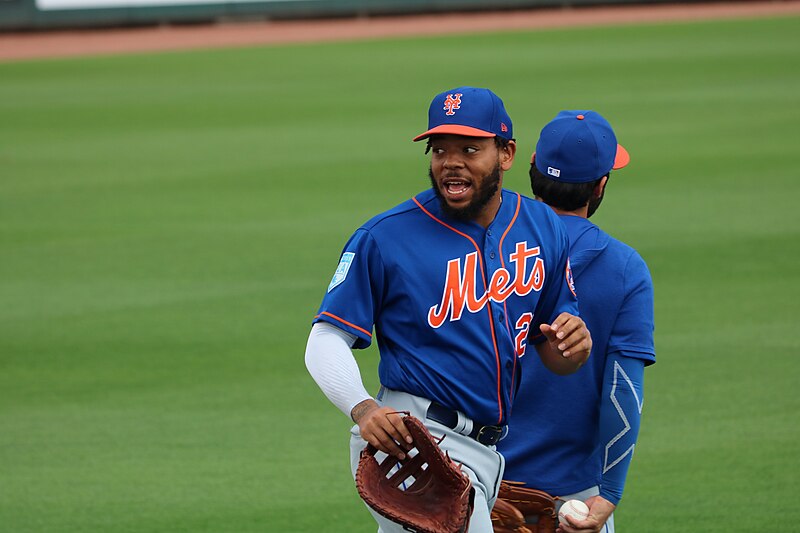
[413,124,496,142]
[613,144,630,170]
[531,145,630,172]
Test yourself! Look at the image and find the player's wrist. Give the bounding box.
[350,398,379,424]
[597,490,621,507]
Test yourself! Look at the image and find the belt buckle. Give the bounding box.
[475,425,501,445]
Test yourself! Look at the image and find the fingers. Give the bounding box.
[556,496,613,533]
[538,322,557,342]
[557,515,599,533]
[386,410,414,446]
[546,313,592,362]
[358,406,414,460]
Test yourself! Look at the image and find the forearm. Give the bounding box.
[304,321,372,420]
[599,352,645,505]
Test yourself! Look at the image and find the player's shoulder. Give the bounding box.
[604,235,652,281]
[515,192,568,234]
[516,191,552,213]
[359,191,432,232]
[605,235,647,264]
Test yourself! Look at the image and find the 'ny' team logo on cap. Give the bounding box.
[501,123,508,133]
[443,93,462,116]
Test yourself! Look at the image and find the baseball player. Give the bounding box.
[304,87,592,532]
[498,111,656,533]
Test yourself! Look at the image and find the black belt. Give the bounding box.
[426,402,506,446]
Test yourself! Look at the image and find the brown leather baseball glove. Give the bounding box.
[491,496,532,533]
[355,413,475,533]
[491,480,557,533]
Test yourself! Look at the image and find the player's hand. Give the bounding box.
[539,312,592,366]
[556,495,616,533]
[351,399,413,460]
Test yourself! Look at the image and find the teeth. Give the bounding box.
[445,180,469,194]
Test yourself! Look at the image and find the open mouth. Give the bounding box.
[443,178,471,198]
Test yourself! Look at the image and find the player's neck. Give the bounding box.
[474,192,503,228]
[551,206,588,218]
[536,198,588,219]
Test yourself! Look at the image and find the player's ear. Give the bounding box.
[499,140,516,171]
[594,175,609,197]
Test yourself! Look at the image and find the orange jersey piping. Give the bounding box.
[316,311,372,338]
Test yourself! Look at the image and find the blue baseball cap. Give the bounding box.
[532,110,630,183]
[413,86,513,142]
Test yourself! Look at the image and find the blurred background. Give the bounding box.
[0,0,744,32]
[1,1,799,532]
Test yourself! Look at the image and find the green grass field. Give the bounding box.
[2,13,799,532]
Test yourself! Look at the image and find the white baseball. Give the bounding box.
[558,499,589,525]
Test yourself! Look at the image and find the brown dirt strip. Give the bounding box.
[1,0,799,62]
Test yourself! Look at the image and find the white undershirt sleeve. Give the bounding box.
[304,321,372,420]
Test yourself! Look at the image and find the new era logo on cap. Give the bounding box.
[533,110,630,183]
[413,86,513,142]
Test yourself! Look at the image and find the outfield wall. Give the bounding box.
[0,0,692,31]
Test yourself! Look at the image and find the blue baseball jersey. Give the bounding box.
[499,214,655,496]
[313,188,578,427]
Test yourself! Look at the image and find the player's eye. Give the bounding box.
[464,146,478,154]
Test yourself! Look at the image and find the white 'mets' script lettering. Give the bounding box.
[428,242,545,328]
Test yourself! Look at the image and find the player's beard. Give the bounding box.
[429,164,501,222]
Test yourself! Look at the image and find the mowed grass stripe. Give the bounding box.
[1,15,798,532]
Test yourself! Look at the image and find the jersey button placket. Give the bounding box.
[484,229,496,264]
[484,229,502,324]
